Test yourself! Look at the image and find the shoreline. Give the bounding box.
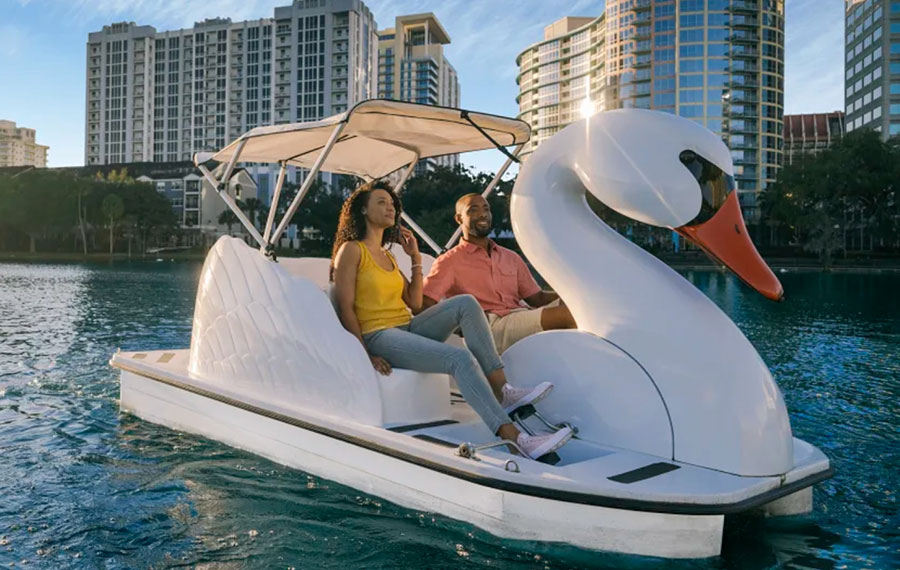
[3,251,900,273]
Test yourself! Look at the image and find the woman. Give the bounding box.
[330,181,573,460]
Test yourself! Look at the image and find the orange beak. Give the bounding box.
[676,192,784,301]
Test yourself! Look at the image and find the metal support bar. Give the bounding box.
[219,139,246,194]
[444,144,524,250]
[269,122,346,246]
[392,158,418,196]
[197,162,266,248]
[390,157,444,256]
[262,161,288,248]
[401,212,442,255]
[457,439,527,460]
[460,110,522,164]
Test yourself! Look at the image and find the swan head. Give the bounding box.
[569,109,783,301]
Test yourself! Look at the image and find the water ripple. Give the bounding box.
[0,262,897,569]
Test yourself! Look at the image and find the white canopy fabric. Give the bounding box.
[208,99,531,180]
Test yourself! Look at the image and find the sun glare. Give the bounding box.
[580,98,595,119]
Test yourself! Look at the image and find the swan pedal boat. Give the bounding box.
[111,100,832,559]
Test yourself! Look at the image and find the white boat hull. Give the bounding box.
[120,369,726,558]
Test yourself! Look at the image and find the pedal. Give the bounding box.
[536,452,561,465]
[513,415,535,436]
[532,409,579,436]
[509,403,536,420]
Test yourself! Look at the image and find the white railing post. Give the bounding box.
[262,161,288,247]
[269,122,346,245]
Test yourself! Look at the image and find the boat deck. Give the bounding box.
[111,348,832,515]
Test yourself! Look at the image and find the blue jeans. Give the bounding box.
[362,295,510,433]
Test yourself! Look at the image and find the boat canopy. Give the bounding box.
[194,99,530,256]
[206,99,531,180]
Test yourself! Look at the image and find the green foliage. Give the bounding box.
[401,165,513,249]
[0,169,177,254]
[761,129,900,264]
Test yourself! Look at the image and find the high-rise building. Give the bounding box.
[0,120,49,168]
[783,112,845,164]
[516,1,786,220]
[378,13,460,173]
[844,0,899,138]
[85,0,377,167]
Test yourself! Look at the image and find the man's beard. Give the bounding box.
[470,221,492,238]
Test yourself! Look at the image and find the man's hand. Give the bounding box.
[524,290,559,308]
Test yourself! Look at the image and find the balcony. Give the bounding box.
[729,0,759,12]
[729,31,759,43]
[730,47,759,59]
[730,16,759,28]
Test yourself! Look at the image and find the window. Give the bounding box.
[680,89,703,103]
[679,104,703,117]
[680,29,703,43]
[680,59,704,72]
[680,74,704,88]
[680,44,704,57]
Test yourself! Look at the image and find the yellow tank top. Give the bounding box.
[354,241,411,335]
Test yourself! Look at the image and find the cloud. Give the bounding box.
[47,0,278,29]
[0,24,27,57]
[784,0,845,113]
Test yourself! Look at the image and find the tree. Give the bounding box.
[242,197,265,231]
[760,129,900,261]
[101,193,125,255]
[218,199,245,235]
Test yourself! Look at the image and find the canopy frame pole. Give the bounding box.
[262,161,288,250]
[444,143,524,250]
[392,157,418,196]
[391,158,443,256]
[268,122,346,247]
[196,144,265,248]
[401,212,443,256]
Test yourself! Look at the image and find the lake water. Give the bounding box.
[0,261,897,569]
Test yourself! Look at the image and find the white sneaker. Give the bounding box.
[500,381,553,414]
[517,427,574,459]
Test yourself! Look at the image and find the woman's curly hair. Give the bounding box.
[329,180,402,281]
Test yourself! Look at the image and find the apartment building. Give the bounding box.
[844,0,900,138]
[378,13,460,172]
[516,0,786,220]
[85,0,378,168]
[0,120,49,168]
[783,112,846,164]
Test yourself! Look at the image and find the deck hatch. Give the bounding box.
[412,434,458,448]
[387,419,458,433]
[608,462,680,484]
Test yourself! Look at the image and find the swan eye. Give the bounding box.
[679,150,735,226]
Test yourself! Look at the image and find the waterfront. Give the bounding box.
[0,261,897,569]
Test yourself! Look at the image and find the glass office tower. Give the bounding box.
[517,0,785,220]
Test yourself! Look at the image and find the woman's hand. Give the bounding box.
[370,355,392,375]
[398,226,420,261]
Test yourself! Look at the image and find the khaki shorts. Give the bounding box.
[486,299,560,354]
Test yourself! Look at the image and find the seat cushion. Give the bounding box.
[379,368,452,427]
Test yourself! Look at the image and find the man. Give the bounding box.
[422,193,576,354]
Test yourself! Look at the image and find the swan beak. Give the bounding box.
[676,192,784,301]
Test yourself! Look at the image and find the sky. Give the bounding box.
[0,0,846,175]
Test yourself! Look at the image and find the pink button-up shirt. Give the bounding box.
[423,240,541,317]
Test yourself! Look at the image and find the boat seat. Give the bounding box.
[279,254,453,426]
